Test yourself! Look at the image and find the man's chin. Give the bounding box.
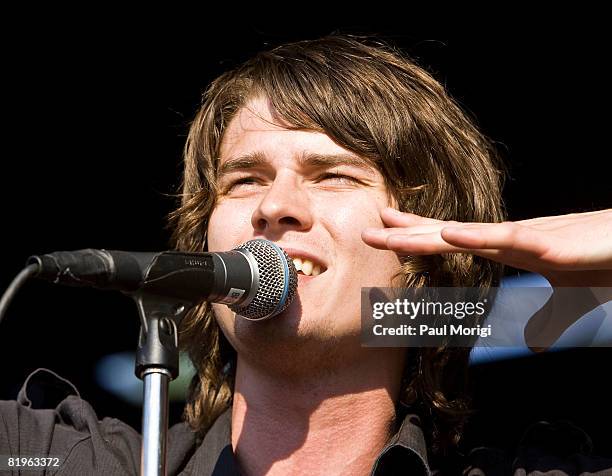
[230,329,361,381]
[231,296,302,336]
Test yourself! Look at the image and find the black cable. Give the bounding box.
[0,263,39,326]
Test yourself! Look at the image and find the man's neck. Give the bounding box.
[230,348,406,476]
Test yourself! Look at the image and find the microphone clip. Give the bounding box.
[133,292,193,381]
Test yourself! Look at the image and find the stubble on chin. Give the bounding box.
[219,310,363,382]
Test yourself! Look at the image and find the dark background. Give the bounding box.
[1,25,611,457]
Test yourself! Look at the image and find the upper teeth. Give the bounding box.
[292,258,322,276]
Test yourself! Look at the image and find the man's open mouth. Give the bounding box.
[292,257,326,277]
[280,246,328,278]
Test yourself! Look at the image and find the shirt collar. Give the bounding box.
[183,409,240,475]
[370,403,431,475]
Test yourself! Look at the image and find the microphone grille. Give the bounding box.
[229,239,298,320]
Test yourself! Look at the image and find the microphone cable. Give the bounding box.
[0,264,39,326]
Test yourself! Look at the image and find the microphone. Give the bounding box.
[26,239,298,321]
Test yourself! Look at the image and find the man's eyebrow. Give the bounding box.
[217,152,267,177]
[299,153,376,176]
[217,152,376,178]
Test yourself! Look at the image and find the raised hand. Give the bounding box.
[362,207,612,350]
[362,208,612,287]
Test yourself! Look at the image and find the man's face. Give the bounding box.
[207,97,402,367]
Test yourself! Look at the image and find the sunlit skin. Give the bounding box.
[207,97,407,475]
[205,96,612,475]
[362,208,612,286]
[362,208,612,352]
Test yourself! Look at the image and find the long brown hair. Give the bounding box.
[168,35,505,455]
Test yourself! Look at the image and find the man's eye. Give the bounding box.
[224,173,360,192]
[318,173,360,184]
[227,177,258,190]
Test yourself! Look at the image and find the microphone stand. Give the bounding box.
[133,293,192,476]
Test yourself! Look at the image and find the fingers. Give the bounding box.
[363,208,612,279]
[385,232,466,255]
[365,210,545,257]
[364,208,481,253]
[362,227,475,255]
[379,207,444,227]
[362,212,550,268]
[362,225,452,251]
[440,222,548,254]
[363,208,468,254]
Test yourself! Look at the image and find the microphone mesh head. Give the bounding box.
[229,239,298,320]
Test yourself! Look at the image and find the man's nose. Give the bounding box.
[251,173,313,236]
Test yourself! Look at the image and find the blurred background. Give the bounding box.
[1,23,611,457]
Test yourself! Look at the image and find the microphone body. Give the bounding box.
[27,239,298,320]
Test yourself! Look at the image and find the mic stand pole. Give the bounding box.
[133,294,191,476]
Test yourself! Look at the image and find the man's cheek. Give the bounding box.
[208,209,251,250]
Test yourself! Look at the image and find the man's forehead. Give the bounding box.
[217,97,379,178]
[222,97,291,139]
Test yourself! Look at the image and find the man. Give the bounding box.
[1,35,611,475]
[169,35,612,475]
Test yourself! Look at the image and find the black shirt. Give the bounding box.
[1,369,611,475]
